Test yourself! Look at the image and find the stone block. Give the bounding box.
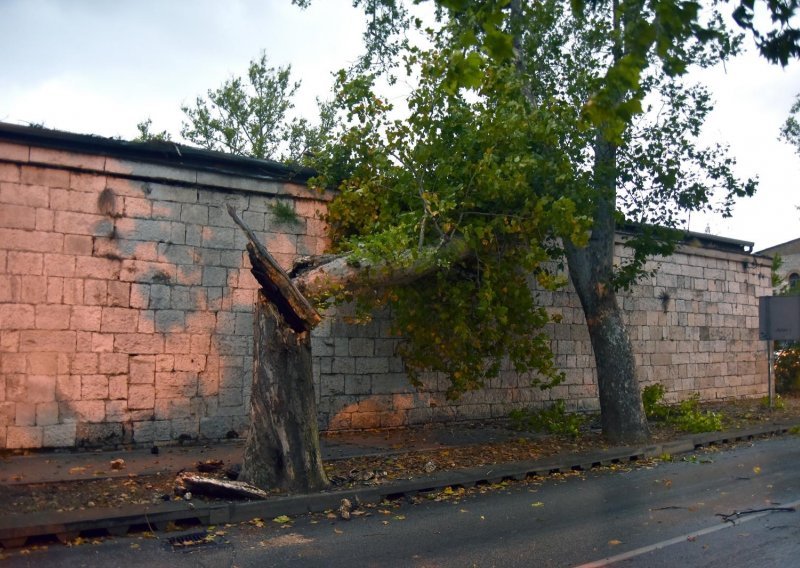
[0,228,63,254]
[71,352,98,374]
[155,309,185,332]
[170,417,199,439]
[0,331,18,354]
[61,400,105,423]
[165,333,191,354]
[345,375,371,395]
[107,281,131,307]
[81,375,109,399]
[56,374,82,401]
[155,371,197,398]
[91,332,114,352]
[7,374,56,402]
[174,354,206,372]
[6,425,43,448]
[355,357,390,375]
[2,182,47,209]
[1,354,26,374]
[76,422,123,447]
[128,384,155,409]
[83,279,107,305]
[350,412,380,429]
[199,416,234,440]
[108,376,128,400]
[131,419,167,443]
[114,333,163,354]
[15,402,36,426]
[7,250,42,273]
[170,286,198,309]
[218,388,243,407]
[147,284,171,309]
[329,355,356,377]
[0,304,34,329]
[349,338,375,357]
[155,398,191,420]
[43,423,76,447]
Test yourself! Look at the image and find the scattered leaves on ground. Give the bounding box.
[1,398,798,516]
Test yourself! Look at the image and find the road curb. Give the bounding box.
[1,422,796,548]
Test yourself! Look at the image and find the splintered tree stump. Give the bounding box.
[238,295,328,492]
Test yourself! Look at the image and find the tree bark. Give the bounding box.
[238,296,328,492]
[564,133,650,445]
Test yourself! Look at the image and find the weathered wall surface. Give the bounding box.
[0,136,329,449]
[0,129,772,449]
[313,243,772,430]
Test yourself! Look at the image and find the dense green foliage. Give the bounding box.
[305,0,760,402]
[776,347,800,393]
[137,52,331,162]
[781,94,800,155]
[311,59,588,395]
[509,400,587,437]
[642,383,723,433]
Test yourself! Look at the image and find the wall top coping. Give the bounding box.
[0,122,333,201]
[0,122,765,262]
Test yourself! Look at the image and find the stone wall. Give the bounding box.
[0,125,772,449]
[313,241,773,430]
[0,129,329,449]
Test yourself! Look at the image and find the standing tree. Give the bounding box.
[781,93,800,156]
[295,0,799,444]
[136,51,331,162]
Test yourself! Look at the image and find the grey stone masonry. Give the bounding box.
[0,125,772,449]
[313,242,772,431]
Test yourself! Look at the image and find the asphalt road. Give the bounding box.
[5,435,800,567]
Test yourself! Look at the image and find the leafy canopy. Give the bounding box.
[311,45,589,396]
[303,0,761,396]
[137,52,331,162]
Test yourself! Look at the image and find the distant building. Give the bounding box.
[757,238,800,291]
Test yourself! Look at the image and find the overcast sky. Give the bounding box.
[1,0,797,250]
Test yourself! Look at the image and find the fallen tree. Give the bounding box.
[227,205,481,492]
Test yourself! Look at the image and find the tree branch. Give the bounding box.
[227,205,321,332]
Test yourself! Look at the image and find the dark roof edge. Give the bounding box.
[616,223,755,255]
[755,236,800,255]
[0,122,316,184]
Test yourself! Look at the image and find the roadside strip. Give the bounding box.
[1,423,796,549]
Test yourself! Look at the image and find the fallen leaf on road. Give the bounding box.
[609,540,622,546]
[273,515,291,524]
[531,502,544,507]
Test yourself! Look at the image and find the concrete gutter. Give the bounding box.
[1,422,796,548]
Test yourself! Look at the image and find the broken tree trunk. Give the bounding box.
[227,205,469,492]
[228,206,328,493]
[238,296,328,492]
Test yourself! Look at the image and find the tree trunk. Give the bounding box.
[566,250,650,445]
[564,132,650,445]
[238,295,328,492]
